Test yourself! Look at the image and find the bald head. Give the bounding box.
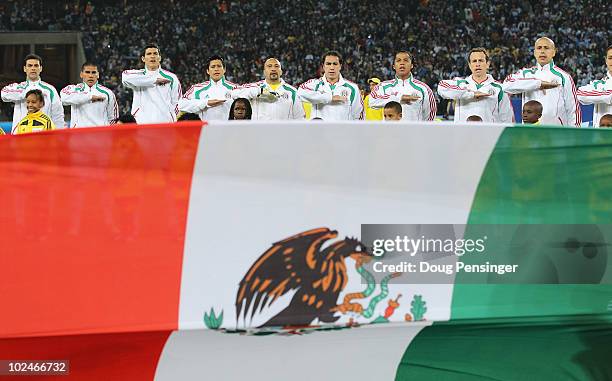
[535,37,555,48]
[534,37,556,65]
[264,58,282,84]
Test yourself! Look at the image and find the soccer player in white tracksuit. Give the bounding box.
[298,51,363,120]
[122,43,181,124]
[1,54,65,130]
[438,48,514,123]
[232,58,304,120]
[502,37,581,126]
[577,46,612,127]
[61,62,118,128]
[178,55,237,120]
[369,51,436,121]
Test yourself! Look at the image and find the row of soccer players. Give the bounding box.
[1,37,611,130]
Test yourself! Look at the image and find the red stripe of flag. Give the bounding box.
[0,122,203,338]
[0,331,172,381]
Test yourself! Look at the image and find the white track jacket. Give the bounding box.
[369,75,436,121]
[577,72,611,127]
[232,79,304,120]
[438,74,514,123]
[297,75,363,120]
[179,77,237,121]
[61,82,118,127]
[122,67,181,124]
[502,62,581,126]
[1,79,65,129]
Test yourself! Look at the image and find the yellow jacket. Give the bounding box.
[364,95,383,120]
[13,111,56,134]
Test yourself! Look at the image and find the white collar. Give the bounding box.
[262,78,285,88]
[469,74,492,85]
[322,74,344,86]
[536,62,554,70]
[395,75,412,84]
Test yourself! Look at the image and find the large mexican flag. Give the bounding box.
[0,121,610,380]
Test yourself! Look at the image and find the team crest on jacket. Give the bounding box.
[202,227,429,334]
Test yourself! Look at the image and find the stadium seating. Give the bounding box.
[0,0,609,118]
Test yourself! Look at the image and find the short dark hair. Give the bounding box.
[395,50,414,64]
[208,55,225,69]
[229,98,252,120]
[524,100,543,114]
[607,45,612,55]
[384,101,402,113]
[112,113,137,124]
[25,89,44,103]
[468,47,489,62]
[141,43,160,57]
[321,51,342,65]
[467,115,483,122]
[599,114,612,127]
[24,54,42,66]
[177,112,201,121]
[81,62,98,71]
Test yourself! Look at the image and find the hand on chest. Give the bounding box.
[533,70,563,94]
[467,84,496,102]
[261,87,292,103]
[535,71,563,95]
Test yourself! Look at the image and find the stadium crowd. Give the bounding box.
[0,0,609,118]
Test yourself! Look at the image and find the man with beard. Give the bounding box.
[438,48,513,123]
[61,62,118,128]
[232,58,304,120]
[369,50,436,121]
